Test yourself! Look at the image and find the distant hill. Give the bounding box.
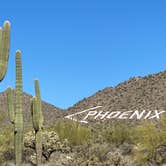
[0,90,64,128]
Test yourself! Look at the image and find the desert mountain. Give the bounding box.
[1,71,166,128]
[67,71,166,122]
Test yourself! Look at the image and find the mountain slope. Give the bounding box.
[67,71,166,121]
[0,90,64,128]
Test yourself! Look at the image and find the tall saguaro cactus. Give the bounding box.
[15,50,23,166]
[0,20,10,81]
[7,50,23,166]
[31,79,44,165]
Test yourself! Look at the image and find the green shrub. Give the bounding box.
[88,143,110,162]
[133,118,166,165]
[101,122,134,146]
[53,120,91,146]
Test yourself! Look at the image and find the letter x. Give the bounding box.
[149,110,165,119]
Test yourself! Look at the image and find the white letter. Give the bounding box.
[118,111,133,119]
[82,111,98,122]
[144,111,152,119]
[94,111,110,120]
[149,110,166,119]
[129,110,146,119]
[107,111,121,119]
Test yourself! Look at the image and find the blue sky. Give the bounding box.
[0,0,166,109]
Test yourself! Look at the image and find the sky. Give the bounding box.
[0,0,166,109]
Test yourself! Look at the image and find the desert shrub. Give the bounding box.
[0,127,14,164]
[24,130,71,162]
[87,143,110,162]
[119,142,133,155]
[1,161,33,166]
[106,150,131,166]
[53,120,91,146]
[101,122,134,146]
[133,118,166,165]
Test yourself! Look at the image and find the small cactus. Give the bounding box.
[7,50,24,166]
[0,21,10,81]
[31,79,43,165]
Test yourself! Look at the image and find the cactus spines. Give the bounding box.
[31,79,43,165]
[7,50,23,166]
[0,21,10,81]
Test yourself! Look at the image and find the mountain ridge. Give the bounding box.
[67,70,166,121]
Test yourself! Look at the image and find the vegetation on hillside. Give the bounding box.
[0,117,165,165]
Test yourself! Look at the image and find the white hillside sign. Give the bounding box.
[65,106,166,124]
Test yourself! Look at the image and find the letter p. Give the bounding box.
[81,111,98,123]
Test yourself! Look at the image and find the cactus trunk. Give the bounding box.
[31,80,43,165]
[36,129,42,165]
[7,87,15,124]
[7,50,23,166]
[15,50,23,166]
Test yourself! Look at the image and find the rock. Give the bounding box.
[49,152,74,166]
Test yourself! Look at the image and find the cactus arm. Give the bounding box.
[0,21,10,81]
[31,97,40,131]
[0,27,4,63]
[2,21,10,62]
[15,50,23,166]
[0,27,2,53]
[6,87,15,124]
[35,79,43,127]
[35,79,41,99]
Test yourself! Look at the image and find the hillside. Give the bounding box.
[67,71,166,123]
[1,71,166,127]
[0,90,64,128]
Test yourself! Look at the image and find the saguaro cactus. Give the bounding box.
[0,20,10,81]
[7,50,23,166]
[31,79,43,165]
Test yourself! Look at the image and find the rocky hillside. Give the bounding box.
[67,71,166,121]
